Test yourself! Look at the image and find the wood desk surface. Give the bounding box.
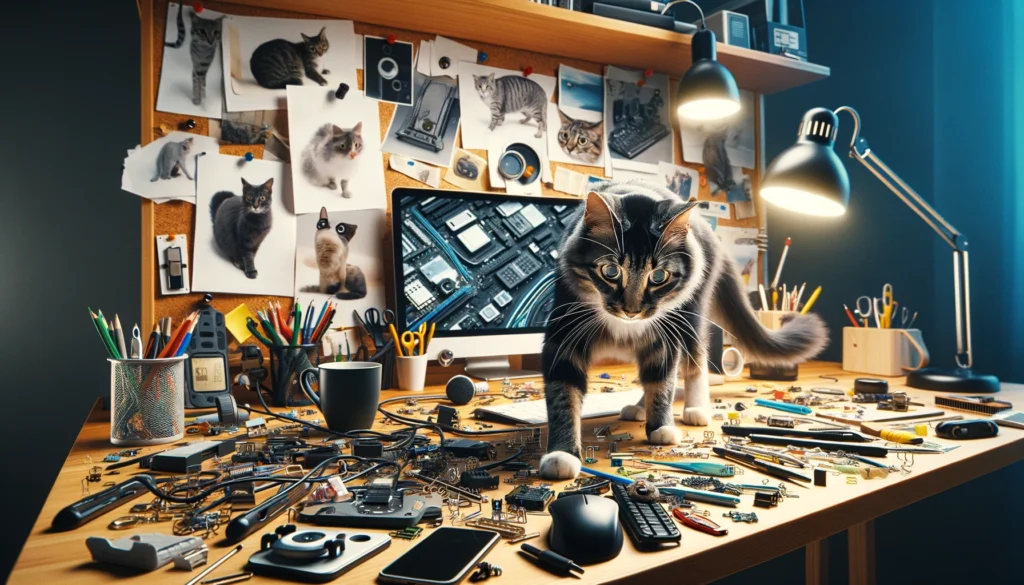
[11,362,1024,584]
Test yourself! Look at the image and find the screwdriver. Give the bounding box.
[641,460,736,477]
[519,544,583,576]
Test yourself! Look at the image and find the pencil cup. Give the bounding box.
[109,356,187,446]
[396,355,430,391]
[269,344,320,406]
[843,327,930,377]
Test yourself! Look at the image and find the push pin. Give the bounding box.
[521,165,535,180]
[438,56,451,70]
[386,34,396,45]
[644,68,654,78]
[522,66,533,77]
[156,123,172,136]
[335,82,350,99]
[180,119,196,130]
[478,52,488,62]
[637,79,646,87]
[407,160,415,166]
[193,1,204,13]
[244,152,254,162]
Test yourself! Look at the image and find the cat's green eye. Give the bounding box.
[649,269,669,285]
[601,264,621,280]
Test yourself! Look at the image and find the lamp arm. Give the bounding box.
[834,106,973,369]
[661,0,706,28]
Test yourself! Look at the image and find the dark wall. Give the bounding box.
[0,3,140,577]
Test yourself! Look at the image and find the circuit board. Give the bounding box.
[395,192,581,332]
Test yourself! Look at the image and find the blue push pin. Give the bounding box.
[244,152,254,162]
[599,372,611,379]
[478,52,488,62]
[407,160,415,166]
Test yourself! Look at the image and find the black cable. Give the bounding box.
[377,394,544,436]
[477,447,526,472]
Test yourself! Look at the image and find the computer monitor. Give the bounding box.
[391,188,582,380]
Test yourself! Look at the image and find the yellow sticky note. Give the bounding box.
[225,303,259,343]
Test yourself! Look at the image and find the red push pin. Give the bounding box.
[523,66,533,77]
[644,68,654,78]
[193,1,204,13]
[386,34,396,45]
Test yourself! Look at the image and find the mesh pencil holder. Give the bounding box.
[109,356,187,446]
[269,344,320,406]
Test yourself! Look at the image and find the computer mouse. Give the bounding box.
[547,493,623,565]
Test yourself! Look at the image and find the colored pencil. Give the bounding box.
[770,237,791,289]
[844,304,860,327]
[89,308,120,358]
[96,310,122,359]
[275,301,293,341]
[800,286,823,315]
[291,303,302,345]
[309,303,332,343]
[144,322,159,358]
[174,317,200,357]
[159,311,195,359]
[113,314,128,360]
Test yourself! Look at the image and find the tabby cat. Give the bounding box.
[210,178,274,279]
[152,137,194,182]
[220,120,272,145]
[250,28,330,89]
[307,207,367,300]
[190,12,225,106]
[538,181,828,480]
[301,122,362,198]
[556,110,603,164]
[473,73,547,138]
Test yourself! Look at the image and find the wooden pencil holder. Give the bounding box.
[756,310,797,330]
[842,327,930,377]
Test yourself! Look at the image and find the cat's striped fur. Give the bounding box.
[539,181,828,480]
[165,2,185,49]
[250,28,330,89]
[190,12,224,106]
[473,73,547,138]
[556,110,603,164]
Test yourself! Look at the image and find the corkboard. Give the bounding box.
[143,0,764,351]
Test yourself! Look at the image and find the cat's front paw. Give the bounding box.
[245,269,258,279]
[682,406,711,426]
[620,404,646,421]
[192,97,202,106]
[318,79,328,87]
[534,129,544,138]
[648,425,683,445]
[341,191,352,199]
[539,451,581,480]
[326,180,337,190]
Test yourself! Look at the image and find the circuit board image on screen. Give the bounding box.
[394,191,581,334]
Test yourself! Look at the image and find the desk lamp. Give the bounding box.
[661,0,741,120]
[761,107,1000,393]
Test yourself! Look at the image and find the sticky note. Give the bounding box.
[225,303,259,343]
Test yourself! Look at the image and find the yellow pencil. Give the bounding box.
[389,323,403,357]
[800,286,823,315]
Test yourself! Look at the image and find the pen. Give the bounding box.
[770,237,791,289]
[143,322,159,358]
[519,544,583,576]
[758,284,768,311]
[844,304,859,327]
[800,286,823,314]
[745,434,890,457]
[712,447,811,486]
[754,398,813,415]
[291,303,302,346]
[728,444,807,468]
[721,425,873,443]
[641,461,735,477]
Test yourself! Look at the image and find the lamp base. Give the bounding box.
[905,367,1000,393]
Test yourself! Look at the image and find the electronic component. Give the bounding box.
[611,483,680,548]
[248,524,391,582]
[992,411,1024,429]
[495,255,542,289]
[352,440,384,459]
[478,304,500,323]
[935,395,1012,415]
[935,419,999,440]
[184,303,231,409]
[446,375,485,406]
[460,469,499,490]
[379,528,500,585]
[445,209,477,232]
[504,485,554,512]
[520,205,546,229]
[766,415,796,428]
[420,256,458,286]
[86,533,204,572]
[164,246,185,290]
[854,378,889,394]
[442,438,490,459]
[493,290,512,307]
[150,440,236,473]
[436,405,460,427]
[497,201,523,217]
[52,476,150,531]
[457,224,491,253]
[397,77,457,151]
[406,279,434,310]
[301,490,443,529]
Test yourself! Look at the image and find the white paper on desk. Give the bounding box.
[697,201,732,219]
[389,155,441,188]
[121,131,220,203]
[431,36,478,79]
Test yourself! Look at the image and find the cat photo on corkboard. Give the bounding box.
[155,2,227,119]
[657,161,700,202]
[287,86,387,214]
[547,65,605,168]
[222,14,358,112]
[381,69,462,168]
[192,154,297,296]
[121,131,219,203]
[679,89,756,170]
[458,62,556,151]
[294,207,386,329]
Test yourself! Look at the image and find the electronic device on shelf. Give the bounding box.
[610,483,681,548]
[378,527,499,585]
[397,78,458,152]
[183,303,231,409]
[473,389,644,425]
[391,188,582,379]
[247,524,391,583]
[299,486,443,529]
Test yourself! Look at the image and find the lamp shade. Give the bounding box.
[761,108,850,217]
[677,29,741,120]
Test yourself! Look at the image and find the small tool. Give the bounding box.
[130,325,143,359]
[721,425,873,443]
[855,295,878,328]
[754,398,813,415]
[400,330,423,357]
[881,283,894,328]
[712,447,812,487]
[185,544,243,585]
[671,508,728,536]
[364,308,395,348]
[641,461,735,477]
[518,543,583,576]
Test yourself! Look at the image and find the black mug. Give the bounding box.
[299,362,382,432]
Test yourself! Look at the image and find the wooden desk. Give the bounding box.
[11,362,1024,584]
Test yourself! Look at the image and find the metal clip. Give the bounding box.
[465,517,526,538]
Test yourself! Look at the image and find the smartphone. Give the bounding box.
[992,411,1024,429]
[378,527,499,585]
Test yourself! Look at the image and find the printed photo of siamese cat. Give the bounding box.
[538,181,828,480]
[299,207,367,300]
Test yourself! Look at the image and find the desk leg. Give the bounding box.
[805,539,828,585]
[848,520,876,585]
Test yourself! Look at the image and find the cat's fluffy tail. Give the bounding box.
[209,191,234,222]
[714,265,828,367]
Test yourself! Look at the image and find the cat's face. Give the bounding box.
[240,177,273,213]
[316,207,357,241]
[557,111,603,164]
[179,137,194,152]
[330,123,362,159]
[563,192,697,326]
[190,13,223,45]
[473,73,495,98]
[301,27,329,57]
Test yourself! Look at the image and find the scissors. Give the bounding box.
[364,308,395,348]
[854,296,880,328]
[896,305,910,329]
[130,325,143,359]
[880,283,894,328]
[354,343,370,361]
[400,330,424,357]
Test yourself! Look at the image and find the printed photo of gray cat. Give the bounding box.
[301,122,362,197]
[210,178,274,279]
[298,207,367,299]
[249,27,330,89]
[152,137,194,181]
[122,131,220,202]
[473,73,547,138]
[679,89,756,170]
[155,3,226,119]
[458,63,556,150]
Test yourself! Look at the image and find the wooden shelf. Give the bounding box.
[219,0,829,95]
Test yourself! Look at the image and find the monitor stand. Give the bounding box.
[464,356,540,381]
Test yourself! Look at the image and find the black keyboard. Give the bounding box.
[611,483,681,548]
[608,122,671,159]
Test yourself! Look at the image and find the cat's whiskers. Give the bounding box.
[660,313,723,376]
[578,237,618,258]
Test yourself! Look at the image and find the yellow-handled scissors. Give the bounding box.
[400,330,423,356]
[881,283,894,328]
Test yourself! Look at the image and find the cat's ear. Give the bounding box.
[486,73,495,82]
[319,207,329,221]
[583,191,615,238]
[301,32,310,42]
[318,27,326,38]
[472,74,481,82]
[261,178,274,191]
[351,122,362,136]
[584,120,602,130]
[662,203,696,244]
[241,178,252,190]
[557,109,571,125]
[331,124,344,137]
